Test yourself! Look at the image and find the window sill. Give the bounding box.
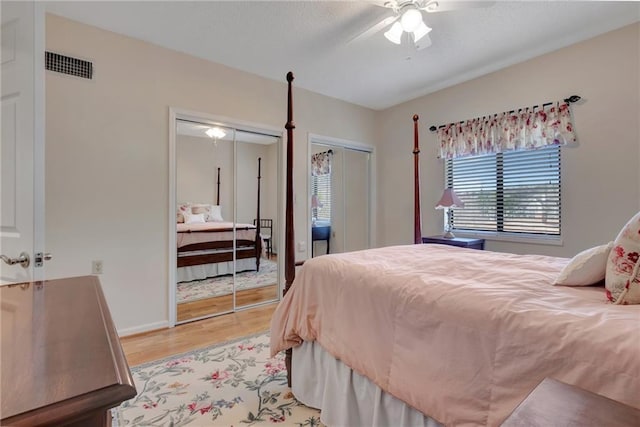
[451,230,563,246]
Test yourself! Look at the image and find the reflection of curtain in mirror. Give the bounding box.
[311,151,332,224]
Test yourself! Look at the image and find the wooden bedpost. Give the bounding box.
[284,71,295,387]
[216,167,221,206]
[413,114,422,244]
[256,157,262,271]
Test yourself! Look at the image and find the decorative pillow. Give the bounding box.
[184,212,206,224]
[605,211,640,304]
[190,203,210,215]
[176,203,191,223]
[207,205,224,222]
[553,242,613,286]
[191,203,224,222]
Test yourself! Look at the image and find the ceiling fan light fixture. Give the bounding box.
[413,21,432,42]
[400,8,423,32]
[384,22,403,44]
[206,127,226,139]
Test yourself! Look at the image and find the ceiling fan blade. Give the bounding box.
[347,15,398,44]
[415,33,432,50]
[422,1,495,13]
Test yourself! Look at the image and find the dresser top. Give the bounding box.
[1,276,134,422]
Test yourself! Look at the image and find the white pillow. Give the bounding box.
[184,212,206,224]
[207,205,224,222]
[553,242,613,286]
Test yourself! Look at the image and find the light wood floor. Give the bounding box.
[177,284,278,322]
[121,303,277,366]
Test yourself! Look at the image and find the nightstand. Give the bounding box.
[422,235,485,250]
[311,225,331,256]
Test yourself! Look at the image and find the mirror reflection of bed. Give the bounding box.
[310,142,372,257]
[175,120,280,323]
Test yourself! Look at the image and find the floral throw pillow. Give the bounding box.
[605,211,640,304]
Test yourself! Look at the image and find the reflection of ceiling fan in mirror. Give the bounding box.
[353,0,495,51]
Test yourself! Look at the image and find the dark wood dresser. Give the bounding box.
[1,276,136,426]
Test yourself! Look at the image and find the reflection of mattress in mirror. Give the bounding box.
[177,222,257,248]
[177,257,257,282]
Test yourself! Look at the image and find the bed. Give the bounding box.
[177,161,264,283]
[270,73,640,426]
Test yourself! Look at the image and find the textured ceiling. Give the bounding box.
[45,1,640,110]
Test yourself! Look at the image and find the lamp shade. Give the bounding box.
[413,21,432,43]
[311,194,323,209]
[384,22,403,45]
[435,188,464,209]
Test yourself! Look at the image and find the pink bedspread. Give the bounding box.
[177,222,256,248]
[270,244,640,426]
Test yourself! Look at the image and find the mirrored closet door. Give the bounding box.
[174,118,280,324]
[235,134,279,310]
[310,142,371,257]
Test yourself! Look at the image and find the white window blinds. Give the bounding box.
[445,146,561,236]
[312,173,331,223]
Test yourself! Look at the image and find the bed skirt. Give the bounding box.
[177,258,256,282]
[292,341,442,427]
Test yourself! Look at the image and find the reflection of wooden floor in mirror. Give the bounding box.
[177,284,278,322]
[123,303,277,366]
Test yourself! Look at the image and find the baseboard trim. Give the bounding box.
[118,320,170,337]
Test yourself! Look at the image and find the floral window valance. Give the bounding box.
[437,101,577,160]
[311,151,332,176]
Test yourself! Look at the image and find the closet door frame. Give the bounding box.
[307,134,376,258]
[169,108,284,327]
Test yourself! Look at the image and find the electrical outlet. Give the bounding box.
[297,241,306,252]
[92,260,103,275]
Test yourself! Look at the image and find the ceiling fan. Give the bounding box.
[352,1,494,51]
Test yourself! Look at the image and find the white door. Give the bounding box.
[1,1,45,284]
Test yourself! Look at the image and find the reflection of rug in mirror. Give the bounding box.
[112,332,323,427]
[177,259,278,304]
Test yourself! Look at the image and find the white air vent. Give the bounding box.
[45,51,93,79]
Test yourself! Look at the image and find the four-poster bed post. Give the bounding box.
[255,158,262,271]
[216,167,220,206]
[284,71,296,387]
[413,114,422,244]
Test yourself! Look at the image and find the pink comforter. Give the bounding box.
[270,244,640,426]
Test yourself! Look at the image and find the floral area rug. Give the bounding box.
[178,260,278,304]
[114,332,322,427]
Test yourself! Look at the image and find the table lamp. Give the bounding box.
[435,188,464,239]
[311,194,323,225]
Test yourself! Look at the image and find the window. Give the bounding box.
[312,173,331,223]
[445,146,561,237]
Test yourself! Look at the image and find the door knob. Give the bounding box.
[0,252,30,268]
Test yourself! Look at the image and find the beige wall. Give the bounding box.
[375,23,640,257]
[45,14,377,334]
[176,135,233,218]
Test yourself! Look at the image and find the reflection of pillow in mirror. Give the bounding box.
[184,212,206,224]
[177,202,191,223]
[190,203,209,215]
[207,205,224,222]
[553,242,613,286]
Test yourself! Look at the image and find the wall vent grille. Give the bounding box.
[45,51,93,79]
